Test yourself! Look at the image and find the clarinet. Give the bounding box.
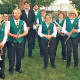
[13,22,24,44]
[64,23,78,44]
[48,25,50,47]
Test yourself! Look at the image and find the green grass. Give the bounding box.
[1,40,80,80]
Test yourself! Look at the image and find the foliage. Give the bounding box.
[71,0,80,13]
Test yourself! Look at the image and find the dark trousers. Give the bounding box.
[38,36,43,56]
[27,30,36,57]
[66,37,78,67]
[33,30,43,56]
[7,41,23,71]
[41,38,56,67]
[0,47,5,78]
[55,35,66,60]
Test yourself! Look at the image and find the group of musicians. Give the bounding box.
[0,1,80,79]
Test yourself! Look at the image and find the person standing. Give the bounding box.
[55,11,66,61]
[33,4,43,57]
[20,1,35,58]
[38,14,57,69]
[8,8,28,74]
[0,14,9,79]
[3,14,10,59]
[62,9,79,69]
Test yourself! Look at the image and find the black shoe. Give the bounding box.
[28,55,32,58]
[16,69,23,73]
[0,74,5,79]
[9,70,13,75]
[52,65,56,69]
[66,65,70,69]
[43,66,47,69]
[74,66,78,70]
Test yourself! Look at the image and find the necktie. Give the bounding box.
[16,20,18,28]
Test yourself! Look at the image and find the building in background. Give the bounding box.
[40,0,75,11]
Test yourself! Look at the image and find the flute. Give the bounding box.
[64,23,78,44]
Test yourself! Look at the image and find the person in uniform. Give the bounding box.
[20,1,35,58]
[38,14,57,69]
[8,8,28,74]
[55,11,66,61]
[33,3,43,57]
[3,13,10,59]
[0,14,9,79]
[62,9,80,69]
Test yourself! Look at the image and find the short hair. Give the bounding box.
[41,9,46,13]
[12,8,22,15]
[58,11,65,18]
[24,1,30,5]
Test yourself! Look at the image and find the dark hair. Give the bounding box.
[24,1,30,5]
[41,9,46,12]
[58,11,65,18]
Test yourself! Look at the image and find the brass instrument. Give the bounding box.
[53,20,65,36]
[33,19,40,31]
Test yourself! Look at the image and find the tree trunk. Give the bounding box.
[19,0,26,10]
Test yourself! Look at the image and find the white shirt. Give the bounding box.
[25,9,29,17]
[62,18,80,34]
[4,20,10,33]
[38,22,57,37]
[1,24,9,45]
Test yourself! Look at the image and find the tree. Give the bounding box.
[71,0,80,13]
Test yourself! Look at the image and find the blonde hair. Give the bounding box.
[12,8,22,15]
[68,9,78,17]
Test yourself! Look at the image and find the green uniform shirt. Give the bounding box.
[9,19,24,43]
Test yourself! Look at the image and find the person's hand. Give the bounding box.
[17,34,22,39]
[67,32,72,37]
[43,35,48,39]
[47,35,53,40]
[27,27,30,31]
[72,29,77,33]
[0,43,4,49]
[11,34,18,38]
[58,32,62,34]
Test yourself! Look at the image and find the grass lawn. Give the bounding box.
[1,39,80,80]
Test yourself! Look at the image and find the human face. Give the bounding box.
[45,15,51,24]
[69,13,76,19]
[41,11,46,18]
[24,3,30,10]
[3,14,8,21]
[13,10,21,20]
[58,13,64,19]
[34,5,39,10]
